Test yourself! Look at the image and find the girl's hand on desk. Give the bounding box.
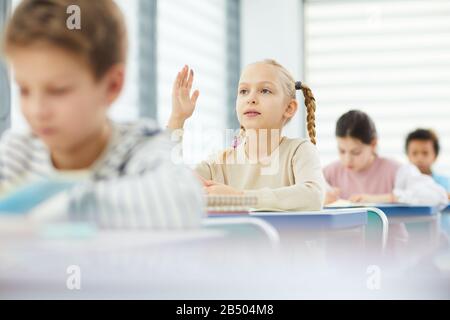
[325,188,340,205]
[205,183,244,196]
[168,65,200,129]
[349,194,370,203]
[196,174,216,187]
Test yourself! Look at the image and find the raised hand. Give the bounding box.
[168,65,200,129]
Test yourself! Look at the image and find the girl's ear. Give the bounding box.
[283,99,298,120]
[370,139,378,152]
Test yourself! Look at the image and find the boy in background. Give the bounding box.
[405,129,450,200]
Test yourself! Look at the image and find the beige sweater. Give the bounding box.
[196,137,326,211]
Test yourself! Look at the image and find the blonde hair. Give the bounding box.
[259,59,317,144]
[2,0,127,79]
[221,59,318,163]
[236,59,317,145]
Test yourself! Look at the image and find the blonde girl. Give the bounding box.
[168,60,326,211]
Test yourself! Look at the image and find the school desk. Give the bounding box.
[326,203,440,216]
[209,207,389,256]
[1,212,447,299]
[0,216,285,299]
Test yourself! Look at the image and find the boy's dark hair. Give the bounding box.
[335,110,377,145]
[405,129,440,156]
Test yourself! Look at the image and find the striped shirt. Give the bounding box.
[0,119,205,229]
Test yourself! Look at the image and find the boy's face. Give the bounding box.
[407,140,437,174]
[236,63,297,132]
[337,136,377,172]
[9,45,121,154]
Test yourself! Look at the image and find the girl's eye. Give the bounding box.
[261,88,271,94]
[239,89,248,95]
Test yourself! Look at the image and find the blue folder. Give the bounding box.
[0,180,75,215]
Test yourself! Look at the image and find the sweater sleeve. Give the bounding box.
[66,133,206,229]
[244,141,326,211]
[195,161,213,181]
[167,127,213,181]
[0,130,42,197]
[393,164,449,208]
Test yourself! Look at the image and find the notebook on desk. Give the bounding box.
[206,195,258,214]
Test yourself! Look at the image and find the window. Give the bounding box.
[304,0,450,174]
[0,0,11,135]
[6,0,238,166]
[157,0,230,164]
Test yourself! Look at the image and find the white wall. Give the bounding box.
[304,0,450,173]
[240,0,305,138]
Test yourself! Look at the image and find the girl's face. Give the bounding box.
[235,63,297,132]
[9,44,123,154]
[337,136,377,172]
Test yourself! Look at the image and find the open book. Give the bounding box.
[325,199,423,208]
[325,199,379,207]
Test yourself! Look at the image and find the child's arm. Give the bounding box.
[324,187,341,205]
[166,65,212,183]
[167,66,200,130]
[322,165,344,205]
[195,163,214,183]
[349,165,449,206]
[0,131,30,198]
[241,141,326,211]
[391,164,448,206]
[66,134,205,228]
[349,193,396,204]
